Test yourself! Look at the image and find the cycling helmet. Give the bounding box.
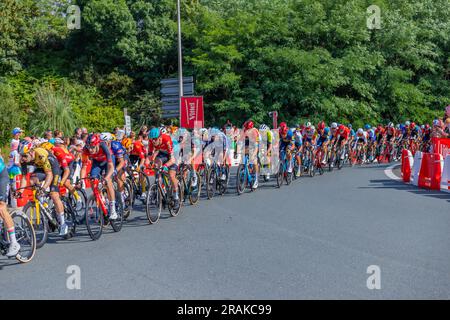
[259,124,268,131]
[279,126,288,135]
[100,132,113,142]
[305,121,311,128]
[86,134,101,147]
[40,142,54,151]
[405,121,411,127]
[148,128,161,139]
[348,124,352,129]
[116,130,125,141]
[324,127,330,135]
[388,122,394,128]
[19,141,34,155]
[331,122,338,129]
[54,138,64,145]
[357,128,364,134]
[395,124,400,129]
[244,120,254,131]
[409,122,416,129]
[210,128,220,136]
[420,125,425,130]
[310,125,315,131]
[425,124,430,130]
[433,119,440,127]
[160,126,167,134]
[364,124,371,130]
[279,122,287,129]
[199,128,208,135]
[317,121,325,130]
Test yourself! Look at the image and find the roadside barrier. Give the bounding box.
[401,149,413,182]
[418,153,443,190]
[411,151,422,186]
[440,155,450,190]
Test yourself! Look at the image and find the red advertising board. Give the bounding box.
[180,96,204,129]
[431,137,450,157]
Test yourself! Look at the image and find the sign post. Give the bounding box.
[124,108,131,135]
[270,111,278,129]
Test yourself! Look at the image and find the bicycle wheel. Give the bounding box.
[309,152,315,177]
[138,173,152,204]
[110,190,124,232]
[68,188,87,225]
[168,181,183,217]
[206,167,217,199]
[328,150,334,172]
[146,183,162,224]
[293,157,300,180]
[23,201,48,249]
[10,209,36,263]
[61,197,77,239]
[276,162,284,188]
[189,171,201,205]
[85,195,104,240]
[123,179,133,220]
[236,164,247,194]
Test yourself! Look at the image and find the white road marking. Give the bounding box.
[384,164,402,181]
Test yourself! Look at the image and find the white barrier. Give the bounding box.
[411,151,422,186]
[440,155,450,190]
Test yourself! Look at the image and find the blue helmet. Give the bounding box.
[364,124,371,130]
[324,127,330,135]
[210,128,221,136]
[148,128,161,139]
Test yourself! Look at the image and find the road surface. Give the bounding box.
[1,163,449,299]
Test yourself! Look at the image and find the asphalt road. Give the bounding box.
[1,163,450,299]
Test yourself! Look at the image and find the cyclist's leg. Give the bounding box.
[0,168,20,256]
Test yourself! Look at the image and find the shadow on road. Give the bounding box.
[361,178,450,202]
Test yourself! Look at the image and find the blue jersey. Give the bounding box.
[111,140,126,159]
[0,157,5,174]
[280,130,294,151]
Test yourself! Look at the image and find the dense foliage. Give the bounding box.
[0,0,449,144]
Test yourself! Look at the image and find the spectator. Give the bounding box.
[54,130,64,139]
[11,128,24,146]
[74,128,82,139]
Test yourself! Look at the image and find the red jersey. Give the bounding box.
[335,126,350,140]
[386,127,395,136]
[52,146,75,169]
[148,134,173,155]
[82,142,113,164]
[131,140,146,159]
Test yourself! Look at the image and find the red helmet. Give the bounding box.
[279,122,287,129]
[317,121,325,130]
[244,120,254,131]
[87,134,101,147]
[279,126,288,135]
[425,124,430,130]
[410,122,416,129]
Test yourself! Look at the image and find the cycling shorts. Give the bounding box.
[156,152,177,171]
[0,168,8,203]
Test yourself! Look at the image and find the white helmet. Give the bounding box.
[259,124,268,131]
[305,121,312,128]
[433,119,440,126]
[388,122,394,128]
[331,122,338,129]
[100,132,113,141]
[160,126,167,134]
[310,125,315,131]
[116,129,125,141]
[405,121,411,127]
[357,128,364,134]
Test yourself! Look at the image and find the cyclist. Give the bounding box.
[130,133,146,170]
[101,133,128,204]
[209,127,230,181]
[243,120,260,188]
[50,139,83,210]
[148,127,180,210]
[279,123,295,174]
[81,134,118,220]
[353,128,368,162]
[0,152,21,257]
[18,141,69,236]
[316,121,330,165]
[333,124,350,160]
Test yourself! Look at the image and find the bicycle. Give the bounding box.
[20,185,76,249]
[302,144,315,177]
[84,176,124,241]
[146,165,184,224]
[276,150,293,188]
[0,209,36,263]
[125,162,152,207]
[313,146,325,175]
[237,154,258,194]
[206,161,229,199]
[177,162,201,205]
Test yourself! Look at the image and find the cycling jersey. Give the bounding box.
[82,142,113,164]
[111,140,126,159]
[148,133,174,155]
[52,146,75,169]
[131,140,146,160]
[293,130,303,147]
[279,130,294,151]
[335,127,350,140]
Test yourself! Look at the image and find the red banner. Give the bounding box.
[180,96,204,129]
[432,137,450,157]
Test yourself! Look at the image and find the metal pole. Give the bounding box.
[177,0,183,120]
